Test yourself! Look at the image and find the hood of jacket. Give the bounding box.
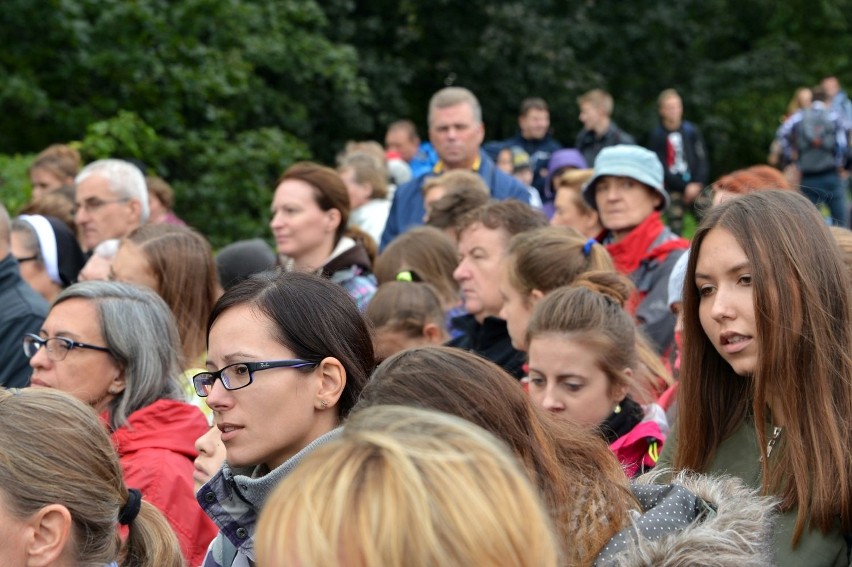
[594,470,778,567]
[110,398,207,460]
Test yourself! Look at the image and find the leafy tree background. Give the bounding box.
[1,0,850,246]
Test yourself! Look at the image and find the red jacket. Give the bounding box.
[110,399,218,567]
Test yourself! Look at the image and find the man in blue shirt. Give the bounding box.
[384,119,437,180]
[381,87,533,249]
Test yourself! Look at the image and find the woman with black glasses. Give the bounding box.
[192,269,374,567]
[23,280,217,566]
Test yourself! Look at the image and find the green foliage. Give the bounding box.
[0,154,35,214]
[3,0,852,246]
[0,0,371,245]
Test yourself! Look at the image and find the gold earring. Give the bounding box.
[319,400,329,409]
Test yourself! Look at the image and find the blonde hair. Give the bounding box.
[256,405,560,567]
[577,89,613,116]
[339,151,389,200]
[0,388,181,567]
[421,169,489,198]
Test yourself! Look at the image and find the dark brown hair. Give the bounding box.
[208,270,374,418]
[677,190,852,546]
[355,346,637,564]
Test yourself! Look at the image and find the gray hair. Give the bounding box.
[10,218,42,263]
[53,281,184,430]
[428,87,482,126]
[75,159,150,223]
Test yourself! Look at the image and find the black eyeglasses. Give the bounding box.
[72,197,130,216]
[22,333,111,362]
[192,360,319,397]
[15,255,39,263]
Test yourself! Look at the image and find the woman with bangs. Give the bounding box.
[659,190,852,565]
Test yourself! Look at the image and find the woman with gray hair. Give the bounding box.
[23,280,218,566]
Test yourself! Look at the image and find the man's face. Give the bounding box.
[659,95,683,127]
[452,223,507,323]
[385,128,419,162]
[429,103,485,169]
[579,102,604,131]
[519,108,550,140]
[74,175,141,251]
[822,77,840,98]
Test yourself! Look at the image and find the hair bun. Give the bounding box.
[572,271,633,307]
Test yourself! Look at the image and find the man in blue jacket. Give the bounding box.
[380,87,533,250]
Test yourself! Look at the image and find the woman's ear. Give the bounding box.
[325,208,342,233]
[26,504,72,567]
[613,368,631,403]
[529,289,545,305]
[422,323,447,345]
[315,357,346,409]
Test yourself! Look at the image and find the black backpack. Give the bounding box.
[796,107,837,174]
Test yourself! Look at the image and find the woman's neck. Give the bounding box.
[293,240,336,273]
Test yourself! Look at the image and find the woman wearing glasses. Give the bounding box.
[24,280,217,567]
[192,270,374,567]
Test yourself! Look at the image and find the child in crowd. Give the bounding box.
[365,281,448,362]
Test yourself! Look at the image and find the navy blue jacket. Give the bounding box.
[380,150,532,249]
[0,254,48,387]
[502,134,562,198]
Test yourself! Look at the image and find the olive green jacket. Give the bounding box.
[658,420,848,566]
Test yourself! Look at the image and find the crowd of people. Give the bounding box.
[1,76,851,567]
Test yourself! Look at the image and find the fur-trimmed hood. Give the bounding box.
[594,470,779,567]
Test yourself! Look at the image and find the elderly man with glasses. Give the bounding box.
[74,159,150,251]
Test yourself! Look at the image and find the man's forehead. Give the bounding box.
[76,175,115,199]
[430,103,476,126]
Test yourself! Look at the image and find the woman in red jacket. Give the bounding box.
[25,280,217,566]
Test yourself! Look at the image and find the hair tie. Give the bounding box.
[395,270,422,283]
[582,238,596,257]
[118,488,142,526]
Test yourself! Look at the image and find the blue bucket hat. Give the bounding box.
[582,145,669,211]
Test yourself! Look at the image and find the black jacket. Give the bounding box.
[576,122,636,167]
[647,120,709,194]
[446,314,526,379]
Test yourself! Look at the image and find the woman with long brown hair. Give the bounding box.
[660,190,852,565]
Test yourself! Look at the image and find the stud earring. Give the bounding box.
[614,403,622,414]
[319,400,329,409]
